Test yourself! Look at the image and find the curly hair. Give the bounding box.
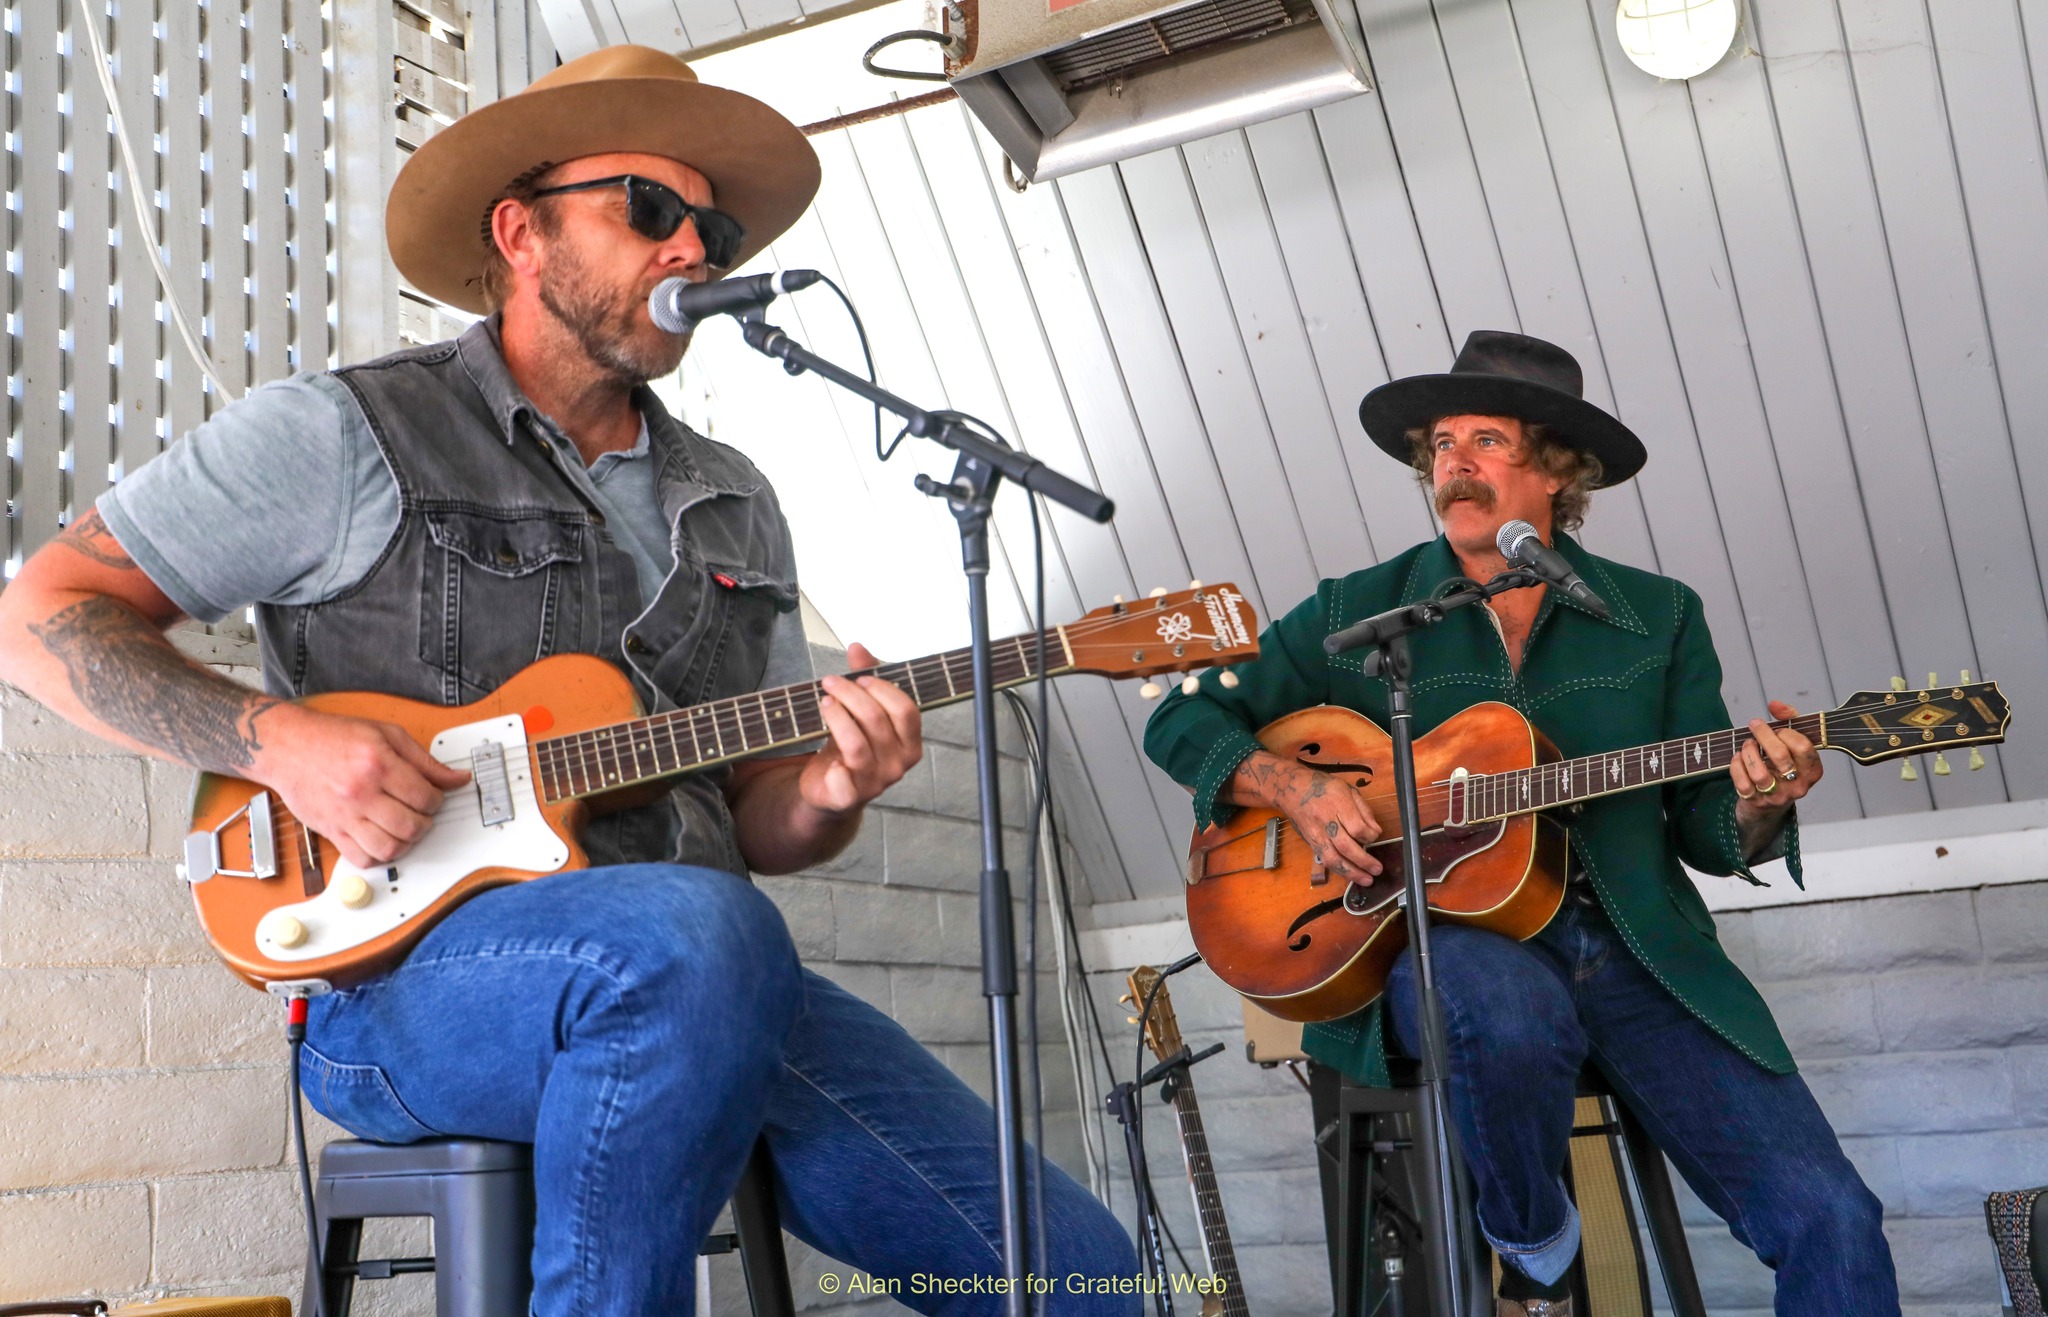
[474,162,565,313]
[1403,418,1604,533]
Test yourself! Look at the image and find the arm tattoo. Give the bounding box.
[28,596,281,773]
[50,509,139,571]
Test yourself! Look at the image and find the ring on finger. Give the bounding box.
[1755,776,1778,796]
[1783,766,1800,781]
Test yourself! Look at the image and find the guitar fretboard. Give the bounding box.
[1456,713,1823,823]
[532,631,1064,801]
[1168,1084,1248,1314]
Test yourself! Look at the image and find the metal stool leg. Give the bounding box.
[732,1137,795,1317]
[1612,1101,1707,1317]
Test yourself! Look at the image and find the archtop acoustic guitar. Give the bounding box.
[1184,676,2011,1023]
[183,585,1259,991]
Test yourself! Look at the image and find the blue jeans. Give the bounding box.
[300,864,1140,1315]
[1386,892,1899,1315]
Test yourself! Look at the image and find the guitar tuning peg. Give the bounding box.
[1189,579,1203,590]
[1118,992,1133,1007]
[1149,586,1169,598]
[1891,676,1908,692]
[1928,672,1939,690]
[1901,759,1919,782]
[1933,751,1952,776]
[1181,675,1202,696]
[1127,1015,1141,1025]
[1962,669,1973,684]
[1970,746,1987,771]
[1219,670,1240,689]
[1112,594,1125,605]
[1139,681,1163,700]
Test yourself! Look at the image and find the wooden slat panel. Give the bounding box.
[289,0,331,370]
[112,0,162,478]
[69,1,115,516]
[1747,0,2014,809]
[1680,33,1921,817]
[163,0,208,436]
[1180,130,1376,577]
[1,0,16,572]
[1243,113,1437,558]
[249,0,292,384]
[1351,0,1517,339]
[16,0,65,556]
[206,0,251,400]
[1834,0,2047,798]
[613,0,692,47]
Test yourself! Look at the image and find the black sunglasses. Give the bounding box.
[528,174,746,269]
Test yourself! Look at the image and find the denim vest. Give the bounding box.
[254,319,799,874]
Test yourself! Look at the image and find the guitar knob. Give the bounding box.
[1900,760,1919,782]
[1891,676,1908,692]
[1180,675,1201,696]
[261,912,308,950]
[1933,751,1952,777]
[1218,671,1240,689]
[1970,746,1987,771]
[336,873,374,909]
[1139,682,1163,700]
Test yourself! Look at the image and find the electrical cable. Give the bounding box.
[285,996,326,1317]
[72,0,239,405]
[1020,490,1051,1293]
[861,30,957,83]
[815,274,887,463]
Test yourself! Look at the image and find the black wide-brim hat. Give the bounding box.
[1357,330,1646,487]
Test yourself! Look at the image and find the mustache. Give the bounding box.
[1434,475,1497,516]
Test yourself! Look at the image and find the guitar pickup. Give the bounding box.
[471,741,515,827]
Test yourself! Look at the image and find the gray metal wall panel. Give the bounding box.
[163,2,208,439]
[113,0,163,478]
[17,0,64,556]
[290,0,332,371]
[71,5,115,516]
[207,0,251,400]
[250,0,293,385]
[1835,0,2046,796]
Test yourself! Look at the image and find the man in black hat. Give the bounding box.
[1146,332,1898,1315]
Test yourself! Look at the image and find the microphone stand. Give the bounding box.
[735,312,1115,1317]
[1322,568,1546,1317]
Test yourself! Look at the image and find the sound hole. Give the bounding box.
[1285,897,1345,952]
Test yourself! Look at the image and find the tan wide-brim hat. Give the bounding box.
[387,44,821,314]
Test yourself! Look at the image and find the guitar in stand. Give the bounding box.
[1124,965,1251,1317]
[180,586,1259,991]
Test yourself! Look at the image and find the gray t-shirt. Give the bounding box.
[99,371,816,696]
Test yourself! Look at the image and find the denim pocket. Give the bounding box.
[299,1044,440,1145]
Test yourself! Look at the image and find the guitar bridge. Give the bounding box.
[181,791,277,883]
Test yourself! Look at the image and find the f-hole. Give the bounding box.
[1296,742,1377,780]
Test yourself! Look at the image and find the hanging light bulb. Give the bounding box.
[1616,0,1741,81]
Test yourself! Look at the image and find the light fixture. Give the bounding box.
[1616,0,1741,81]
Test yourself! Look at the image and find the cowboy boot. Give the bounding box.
[1495,1298,1572,1317]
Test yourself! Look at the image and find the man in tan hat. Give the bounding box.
[0,46,1136,1313]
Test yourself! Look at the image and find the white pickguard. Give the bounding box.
[255,715,572,963]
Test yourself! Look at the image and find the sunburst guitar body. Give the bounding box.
[1187,678,2011,1022]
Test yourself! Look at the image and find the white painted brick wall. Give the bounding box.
[0,649,1111,1314]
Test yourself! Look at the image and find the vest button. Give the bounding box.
[626,635,649,655]
[495,546,518,565]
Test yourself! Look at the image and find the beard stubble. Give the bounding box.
[536,237,689,386]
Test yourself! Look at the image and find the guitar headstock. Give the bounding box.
[1821,676,2011,764]
[1124,964,1187,1064]
[1063,584,1259,682]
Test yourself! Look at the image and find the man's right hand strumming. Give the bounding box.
[1224,749,1385,884]
[0,509,467,871]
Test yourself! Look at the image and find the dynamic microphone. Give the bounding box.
[1496,519,1610,619]
[648,270,822,333]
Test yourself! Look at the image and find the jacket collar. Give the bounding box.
[1399,532,1647,636]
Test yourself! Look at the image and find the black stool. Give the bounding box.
[1315,1061,1706,1316]
[306,1135,795,1317]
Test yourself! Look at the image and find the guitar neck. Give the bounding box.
[1167,1084,1248,1312]
[533,630,1070,800]
[1461,712,1824,824]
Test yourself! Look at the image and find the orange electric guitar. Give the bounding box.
[1186,676,2011,1023]
[184,585,1259,990]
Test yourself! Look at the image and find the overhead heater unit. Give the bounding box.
[942,0,1371,182]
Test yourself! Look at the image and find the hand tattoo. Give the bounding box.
[29,596,280,773]
[50,509,139,571]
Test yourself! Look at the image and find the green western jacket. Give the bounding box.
[1143,533,1801,1085]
